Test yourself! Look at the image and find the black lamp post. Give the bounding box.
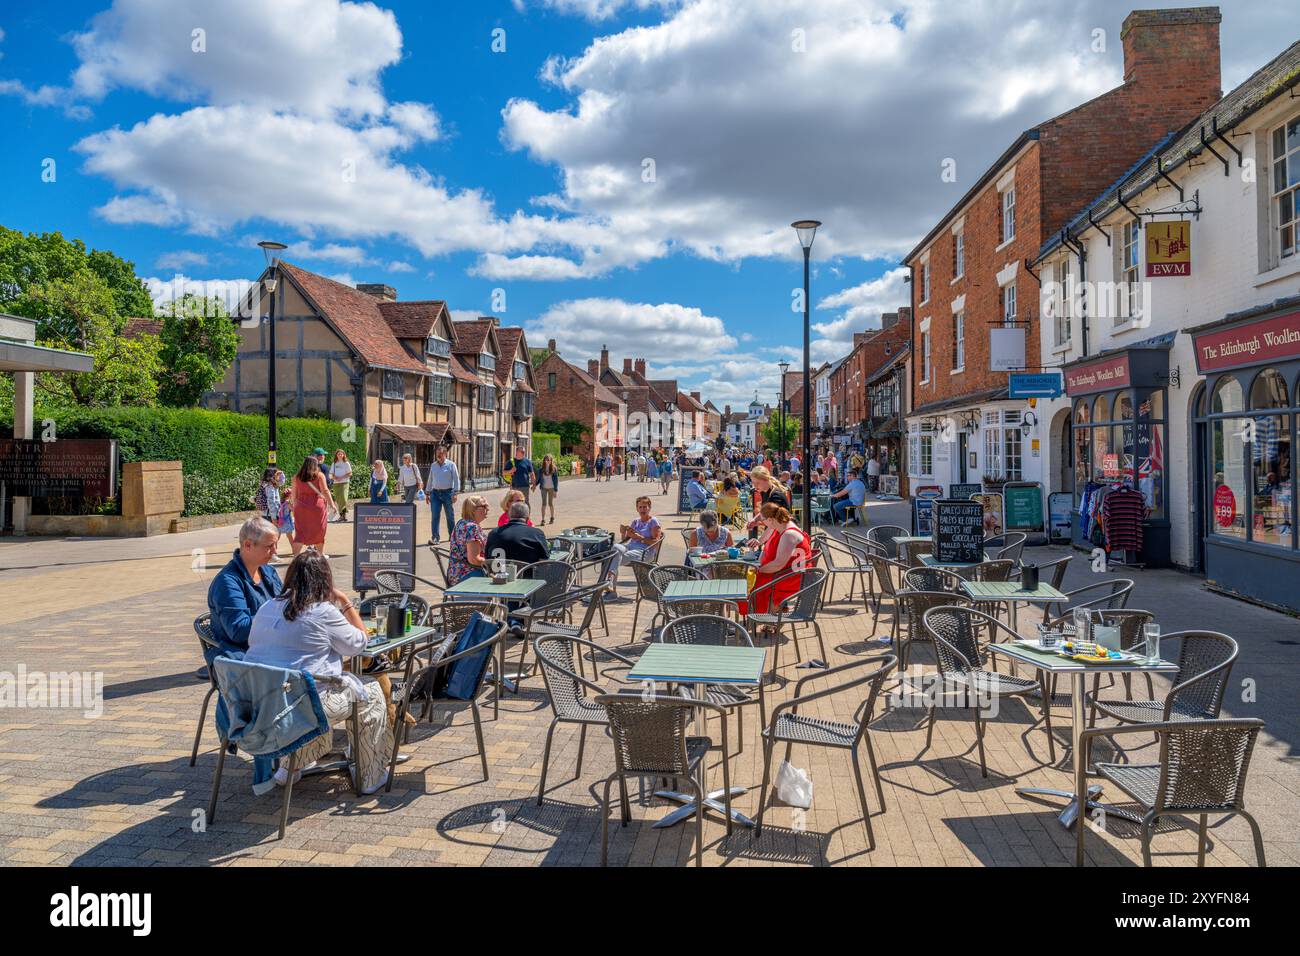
[777,360,790,465]
[258,240,287,466]
[792,220,820,534]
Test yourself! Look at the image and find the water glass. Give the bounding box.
[1072,608,1091,643]
[1143,623,1161,663]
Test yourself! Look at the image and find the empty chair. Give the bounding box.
[190,613,221,767]
[747,569,829,682]
[895,588,972,671]
[546,536,577,562]
[1084,608,1157,722]
[373,569,445,602]
[648,565,707,641]
[867,525,908,560]
[865,552,909,647]
[755,654,896,848]
[1043,578,1134,625]
[1078,718,1266,867]
[818,536,873,612]
[904,539,934,568]
[922,605,1055,776]
[661,614,765,752]
[596,695,732,867]
[1039,553,1072,592]
[527,583,610,681]
[533,632,637,806]
[628,560,664,643]
[1087,630,1238,730]
[985,531,1027,564]
[902,566,966,594]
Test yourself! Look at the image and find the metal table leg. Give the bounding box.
[651,682,754,829]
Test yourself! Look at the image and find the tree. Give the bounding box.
[155,293,241,406]
[762,415,800,455]
[535,417,589,450]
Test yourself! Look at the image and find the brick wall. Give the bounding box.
[536,353,601,461]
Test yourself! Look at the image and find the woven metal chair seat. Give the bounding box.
[531,619,581,639]
[745,612,784,626]
[554,695,613,724]
[701,684,753,707]
[950,670,1038,697]
[767,711,857,747]
[1091,698,1204,724]
[1095,762,1161,808]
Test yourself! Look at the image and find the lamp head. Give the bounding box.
[791,219,822,250]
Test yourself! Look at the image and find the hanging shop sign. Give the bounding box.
[1065,353,1131,396]
[990,327,1026,372]
[1192,307,1300,374]
[1146,220,1191,277]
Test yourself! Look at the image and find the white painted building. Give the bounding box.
[1034,44,1300,610]
[815,362,833,429]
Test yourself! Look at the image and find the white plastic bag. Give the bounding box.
[775,760,813,809]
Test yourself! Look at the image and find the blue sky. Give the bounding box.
[2,0,1295,407]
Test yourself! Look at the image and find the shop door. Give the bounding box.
[1193,417,1208,573]
[958,433,969,483]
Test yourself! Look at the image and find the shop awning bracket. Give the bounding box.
[1085,209,1111,246]
[1155,153,1184,202]
[1210,116,1242,168]
[1118,187,1141,225]
[1200,126,1230,176]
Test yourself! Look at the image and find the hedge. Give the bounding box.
[532,432,561,461]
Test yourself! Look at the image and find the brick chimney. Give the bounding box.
[634,358,646,377]
[1121,7,1221,107]
[881,311,898,330]
[724,405,732,417]
[600,345,609,375]
[623,358,634,375]
[897,306,912,327]
[588,359,600,378]
[690,391,702,404]
[853,332,867,348]
[357,283,396,301]
[547,338,556,352]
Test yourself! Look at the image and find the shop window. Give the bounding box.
[1115,393,1133,420]
[1211,418,1248,542]
[1250,412,1292,547]
[1250,368,1288,409]
[382,371,404,400]
[1212,375,1243,414]
[1074,401,1091,503]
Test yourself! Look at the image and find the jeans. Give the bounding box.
[429,488,455,540]
[403,484,420,504]
[369,478,388,503]
[832,498,863,523]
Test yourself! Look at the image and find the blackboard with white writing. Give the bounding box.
[353,502,417,592]
[932,499,984,563]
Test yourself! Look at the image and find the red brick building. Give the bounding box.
[903,7,1223,494]
[828,309,912,443]
[534,339,623,463]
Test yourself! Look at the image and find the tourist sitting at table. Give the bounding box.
[789,470,804,498]
[485,501,550,566]
[498,488,535,527]
[830,468,868,524]
[207,516,283,662]
[743,502,813,620]
[605,495,664,598]
[448,495,491,585]
[244,549,393,794]
[688,510,734,554]
[745,465,790,538]
[685,472,712,509]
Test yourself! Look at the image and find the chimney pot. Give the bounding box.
[600,346,609,374]
[547,338,557,352]
[623,358,633,374]
[634,358,646,377]
[1121,7,1221,102]
[356,283,396,301]
[691,391,701,403]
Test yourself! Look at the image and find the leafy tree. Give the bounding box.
[761,414,801,455]
[155,293,240,406]
[534,417,589,449]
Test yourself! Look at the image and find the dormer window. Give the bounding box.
[479,352,496,372]
[514,360,529,382]
[426,336,451,359]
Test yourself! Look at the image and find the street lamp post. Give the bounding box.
[792,220,820,535]
[258,240,287,466]
[778,360,790,466]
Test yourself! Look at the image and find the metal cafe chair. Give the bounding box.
[373,569,445,602]
[190,613,221,767]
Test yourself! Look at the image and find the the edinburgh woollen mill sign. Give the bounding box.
[1193,308,1300,374]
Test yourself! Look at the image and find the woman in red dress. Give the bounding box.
[741,501,812,617]
[291,456,331,556]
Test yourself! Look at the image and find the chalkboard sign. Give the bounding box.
[949,482,982,502]
[677,474,691,514]
[353,502,417,592]
[1003,482,1044,531]
[932,499,984,563]
[912,496,936,535]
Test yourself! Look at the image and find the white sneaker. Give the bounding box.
[273,765,302,787]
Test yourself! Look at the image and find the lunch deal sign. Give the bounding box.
[1146,220,1190,277]
[1194,309,1300,374]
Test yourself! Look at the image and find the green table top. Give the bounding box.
[627,643,766,685]
[445,578,545,600]
[989,641,1178,674]
[360,624,440,658]
[961,580,1066,603]
[895,535,932,544]
[920,552,987,568]
[662,579,748,602]
[554,531,610,544]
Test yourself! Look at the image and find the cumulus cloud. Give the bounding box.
[144,273,256,314]
[154,250,210,270]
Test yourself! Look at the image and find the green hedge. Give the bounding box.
[532,432,561,461]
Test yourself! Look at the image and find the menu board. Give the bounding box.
[932,499,984,563]
[949,482,982,502]
[1048,492,1073,543]
[677,474,691,513]
[972,492,1005,536]
[912,496,935,535]
[1003,482,1044,531]
[352,502,417,592]
[0,439,117,497]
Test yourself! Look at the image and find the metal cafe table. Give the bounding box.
[960,578,1065,628]
[626,643,766,829]
[987,641,1178,865]
[553,530,613,583]
[919,551,988,572]
[662,578,749,603]
[894,535,932,564]
[445,576,545,693]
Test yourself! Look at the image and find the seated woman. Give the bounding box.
[605,495,664,598]
[744,465,790,539]
[688,509,734,553]
[714,477,743,524]
[448,495,491,585]
[244,550,393,794]
[497,488,534,527]
[742,502,813,620]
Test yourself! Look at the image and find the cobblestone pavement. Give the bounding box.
[1,475,1297,867]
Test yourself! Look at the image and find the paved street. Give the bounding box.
[1,476,1297,867]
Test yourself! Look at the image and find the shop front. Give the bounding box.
[1189,300,1300,612]
[1063,340,1172,567]
[906,388,1043,500]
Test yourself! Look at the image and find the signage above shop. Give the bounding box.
[1146,220,1191,277]
[1008,372,1063,399]
[1065,354,1131,396]
[1192,308,1300,374]
[990,327,1026,372]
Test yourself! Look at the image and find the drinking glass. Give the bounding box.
[1143,623,1161,663]
[1072,608,1090,643]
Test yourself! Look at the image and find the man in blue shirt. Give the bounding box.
[504,446,536,507]
[207,517,283,660]
[424,444,461,544]
[685,471,712,510]
[830,469,868,525]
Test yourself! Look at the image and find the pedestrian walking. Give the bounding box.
[538,454,560,524]
[504,446,536,507]
[425,444,460,544]
[369,460,389,503]
[398,453,423,504]
[328,450,352,521]
[291,455,331,557]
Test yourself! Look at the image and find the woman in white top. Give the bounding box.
[245,550,393,793]
[398,453,423,504]
[329,450,353,520]
[687,509,734,554]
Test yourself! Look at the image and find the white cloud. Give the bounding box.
[155,250,210,270]
[814,266,910,338]
[144,274,256,314]
[527,297,736,363]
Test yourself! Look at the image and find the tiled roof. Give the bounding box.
[420,421,468,444]
[279,262,428,375]
[450,354,480,384]
[451,318,493,355]
[378,300,448,339]
[375,422,438,443]
[495,327,534,391]
[122,318,162,340]
[564,360,621,405]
